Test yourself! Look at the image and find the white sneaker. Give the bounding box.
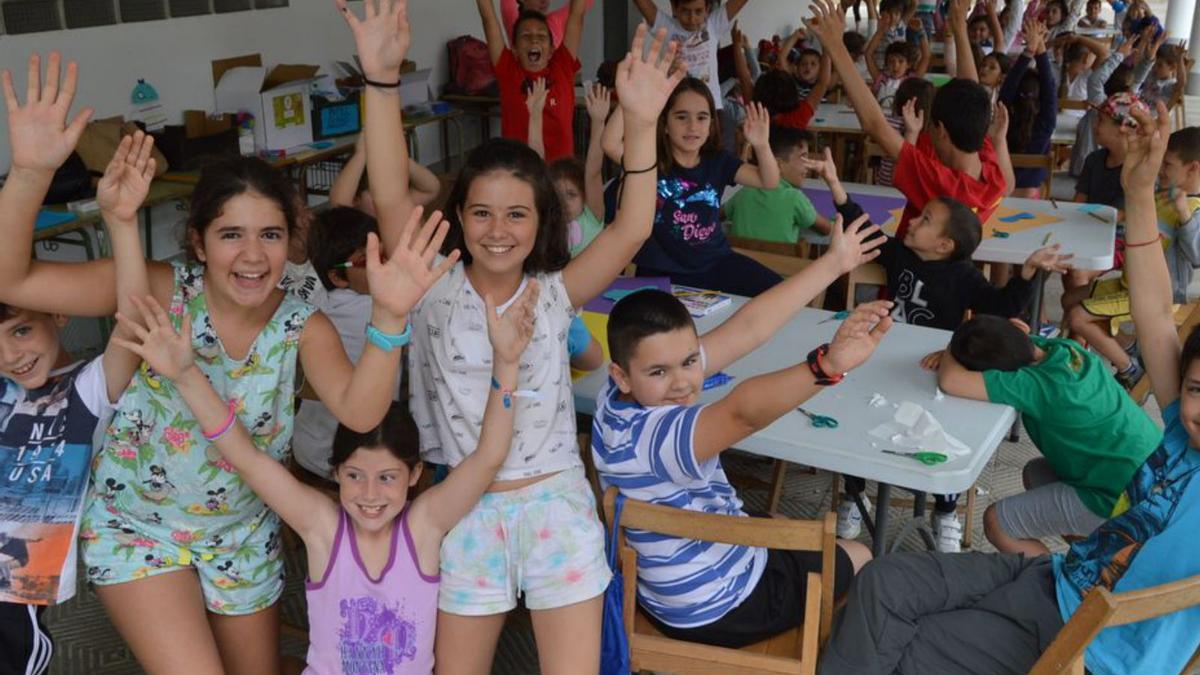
[932,512,963,553]
[836,494,870,539]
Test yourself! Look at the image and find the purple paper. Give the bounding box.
[802,187,908,227]
[582,276,672,314]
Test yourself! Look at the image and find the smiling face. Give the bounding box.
[336,447,420,536]
[1086,0,1101,20]
[514,16,552,72]
[191,191,289,309]
[979,55,1003,87]
[969,19,990,44]
[903,200,956,259]
[671,0,710,32]
[665,90,713,156]
[610,326,704,407]
[1046,3,1064,26]
[0,309,69,390]
[458,171,539,277]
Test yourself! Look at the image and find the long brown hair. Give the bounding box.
[657,77,722,174]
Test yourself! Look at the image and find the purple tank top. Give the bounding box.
[303,507,439,675]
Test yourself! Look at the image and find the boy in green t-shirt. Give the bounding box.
[922,315,1163,556]
[724,127,831,244]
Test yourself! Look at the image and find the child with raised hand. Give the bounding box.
[340,0,683,668]
[725,127,832,242]
[632,0,753,114]
[820,110,1199,674]
[475,0,587,161]
[602,84,784,295]
[875,79,934,186]
[328,134,442,216]
[864,13,931,109]
[809,0,1013,240]
[592,215,888,647]
[999,17,1059,198]
[500,0,595,48]
[550,83,611,256]
[113,272,537,675]
[0,47,453,675]
[0,57,155,674]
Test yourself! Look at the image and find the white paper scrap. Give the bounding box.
[869,400,971,457]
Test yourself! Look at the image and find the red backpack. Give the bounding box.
[445,36,498,96]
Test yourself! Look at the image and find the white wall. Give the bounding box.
[0,0,607,174]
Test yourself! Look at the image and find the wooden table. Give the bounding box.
[37,179,196,261]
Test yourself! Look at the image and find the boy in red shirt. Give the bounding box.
[476,0,588,161]
[808,0,1013,238]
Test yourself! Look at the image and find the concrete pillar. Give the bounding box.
[1190,2,1200,95]
[1163,0,1196,41]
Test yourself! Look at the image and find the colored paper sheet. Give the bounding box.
[571,311,611,382]
[582,277,671,315]
[801,187,908,228]
[982,206,1063,239]
[34,210,77,231]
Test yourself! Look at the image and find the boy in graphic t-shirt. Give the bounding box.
[632,0,754,111]
[475,0,590,161]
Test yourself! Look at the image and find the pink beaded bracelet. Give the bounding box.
[203,400,238,442]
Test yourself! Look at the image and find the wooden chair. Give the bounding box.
[1058,98,1090,111]
[1029,573,1200,675]
[858,139,888,185]
[1010,152,1057,199]
[843,261,887,310]
[602,488,836,675]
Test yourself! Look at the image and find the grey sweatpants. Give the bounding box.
[820,552,1065,675]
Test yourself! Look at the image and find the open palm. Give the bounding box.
[365,207,460,319]
[2,52,93,172]
[336,0,410,80]
[485,280,540,365]
[96,131,156,224]
[113,295,196,382]
[616,24,686,127]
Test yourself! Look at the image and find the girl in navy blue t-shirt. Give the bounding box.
[604,77,784,296]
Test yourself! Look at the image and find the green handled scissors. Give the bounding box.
[881,449,948,465]
[797,408,838,428]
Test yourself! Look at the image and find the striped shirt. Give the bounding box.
[591,377,766,629]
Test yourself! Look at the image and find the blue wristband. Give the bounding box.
[366,322,411,352]
[567,316,591,358]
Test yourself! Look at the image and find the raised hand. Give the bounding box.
[988,101,1009,141]
[1021,243,1074,278]
[1116,33,1139,57]
[1120,100,1169,193]
[484,280,540,366]
[525,77,548,117]
[365,206,461,319]
[742,102,771,148]
[112,295,197,382]
[824,300,894,374]
[336,0,410,81]
[826,211,884,273]
[584,83,611,124]
[2,52,93,173]
[615,23,685,128]
[901,97,924,136]
[731,20,747,49]
[947,0,971,29]
[806,0,847,48]
[799,146,840,184]
[96,131,156,225]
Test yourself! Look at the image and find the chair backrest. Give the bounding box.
[859,139,888,184]
[844,262,887,310]
[602,487,837,674]
[1009,152,1056,199]
[729,238,825,308]
[1029,573,1200,675]
[1058,98,1090,111]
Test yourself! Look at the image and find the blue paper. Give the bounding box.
[703,372,735,390]
[997,212,1035,223]
[35,210,77,231]
[602,286,663,302]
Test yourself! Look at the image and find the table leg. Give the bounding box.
[871,482,892,558]
[1029,269,1047,333]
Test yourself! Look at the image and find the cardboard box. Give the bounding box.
[212,54,323,151]
[154,111,239,170]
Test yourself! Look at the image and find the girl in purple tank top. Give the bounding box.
[114,273,540,674]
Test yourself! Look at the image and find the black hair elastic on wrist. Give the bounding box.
[363,77,402,89]
[621,163,656,175]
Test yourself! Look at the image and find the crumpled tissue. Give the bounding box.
[868,401,971,457]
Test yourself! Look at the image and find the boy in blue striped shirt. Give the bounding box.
[591,215,886,647]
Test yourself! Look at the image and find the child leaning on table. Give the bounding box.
[921,314,1163,556]
[592,213,887,649]
[807,145,1070,551]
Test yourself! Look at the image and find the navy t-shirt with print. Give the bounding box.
[607,152,742,276]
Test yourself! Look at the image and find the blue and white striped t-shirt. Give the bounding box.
[591,377,766,629]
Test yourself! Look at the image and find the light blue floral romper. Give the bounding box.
[80,263,314,615]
